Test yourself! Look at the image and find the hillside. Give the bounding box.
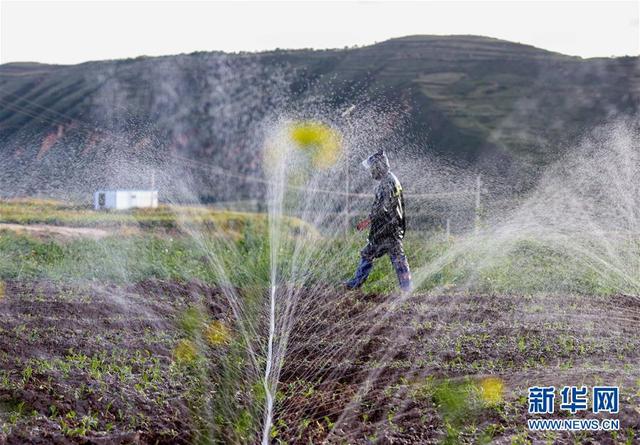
[0,35,638,200]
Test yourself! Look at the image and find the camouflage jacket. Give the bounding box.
[368,172,406,243]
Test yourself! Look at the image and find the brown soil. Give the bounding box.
[0,281,638,444]
[277,291,640,444]
[0,224,112,241]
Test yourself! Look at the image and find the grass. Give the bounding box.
[0,198,175,227]
[0,223,441,291]
[3,197,638,295]
[0,198,315,236]
[1,225,637,296]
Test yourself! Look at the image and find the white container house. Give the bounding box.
[94,190,158,210]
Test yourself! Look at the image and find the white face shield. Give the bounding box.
[361,155,375,170]
[361,151,390,171]
[361,151,390,180]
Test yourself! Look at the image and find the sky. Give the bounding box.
[1,0,638,64]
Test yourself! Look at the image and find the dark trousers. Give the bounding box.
[346,238,413,291]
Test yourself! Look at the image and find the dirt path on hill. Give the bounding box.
[0,223,112,240]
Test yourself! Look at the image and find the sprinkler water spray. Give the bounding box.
[341,104,356,118]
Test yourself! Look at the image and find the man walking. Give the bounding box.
[345,149,413,292]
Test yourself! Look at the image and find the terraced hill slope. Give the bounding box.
[1,35,638,199]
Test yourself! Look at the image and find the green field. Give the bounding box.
[1,199,639,444]
[1,199,636,295]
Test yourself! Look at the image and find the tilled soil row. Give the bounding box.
[276,291,640,443]
[0,280,229,444]
[0,281,639,444]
